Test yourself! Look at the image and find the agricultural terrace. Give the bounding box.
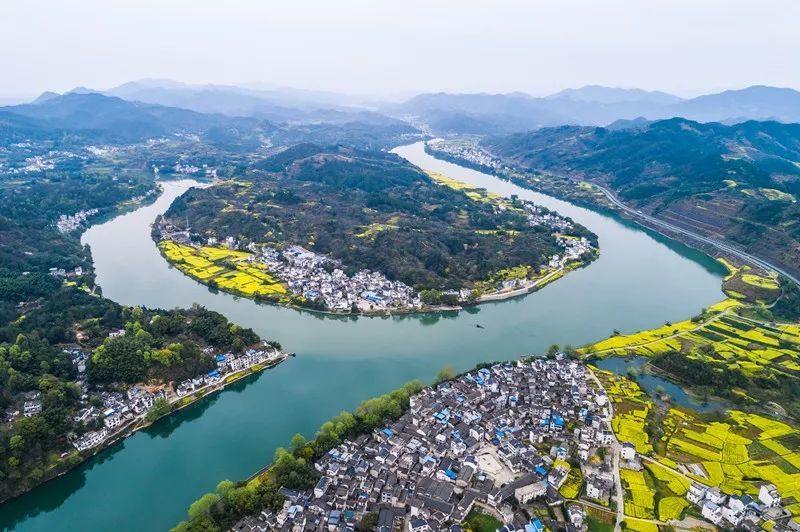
[594,370,653,454]
[718,258,780,303]
[425,171,505,205]
[658,409,800,513]
[582,297,800,386]
[554,459,583,499]
[597,371,800,524]
[159,241,287,299]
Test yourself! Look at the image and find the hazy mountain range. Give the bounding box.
[4,80,800,140]
[390,85,800,134]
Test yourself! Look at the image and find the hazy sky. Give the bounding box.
[2,0,799,100]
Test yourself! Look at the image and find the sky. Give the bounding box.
[1,0,799,101]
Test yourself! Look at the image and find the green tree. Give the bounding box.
[359,512,378,531]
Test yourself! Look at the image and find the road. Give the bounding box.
[592,183,800,288]
[587,367,625,532]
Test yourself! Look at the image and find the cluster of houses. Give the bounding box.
[55,208,99,233]
[523,204,574,234]
[66,339,283,453]
[233,358,618,532]
[547,237,593,270]
[249,244,421,312]
[175,346,282,396]
[687,480,795,530]
[71,387,168,451]
[426,140,504,174]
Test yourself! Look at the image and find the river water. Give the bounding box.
[0,142,725,531]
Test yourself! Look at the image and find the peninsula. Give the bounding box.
[154,145,597,314]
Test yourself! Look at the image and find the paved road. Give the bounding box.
[592,184,800,288]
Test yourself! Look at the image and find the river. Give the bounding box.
[0,141,725,531]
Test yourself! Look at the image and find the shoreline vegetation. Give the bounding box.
[3,350,289,506]
[155,240,595,317]
[173,380,427,532]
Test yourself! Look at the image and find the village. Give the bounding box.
[252,244,422,313]
[5,332,287,456]
[230,357,796,532]
[426,140,505,175]
[233,358,612,532]
[56,207,99,233]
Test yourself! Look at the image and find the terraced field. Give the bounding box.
[584,294,799,381]
[595,371,653,454]
[425,171,503,204]
[558,461,583,499]
[159,241,288,299]
[598,370,800,524]
[620,469,655,519]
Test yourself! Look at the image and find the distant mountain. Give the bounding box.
[546,85,682,105]
[605,116,652,131]
[103,79,381,123]
[666,86,800,123]
[391,85,800,134]
[1,91,257,142]
[387,93,566,134]
[0,90,419,149]
[32,91,60,104]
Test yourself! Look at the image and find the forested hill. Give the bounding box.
[483,118,800,279]
[162,145,596,292]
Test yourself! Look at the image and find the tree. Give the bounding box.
[359,512,378,531]
[290,433,306,453]
[187,492,220,520]
[145,397,172,422]
[435,366,455,384]
[546,344,560,358]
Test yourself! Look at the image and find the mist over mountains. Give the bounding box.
[4,80,800,141]
[390,85,800,134]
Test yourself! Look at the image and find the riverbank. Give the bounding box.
[2,145,725,532]
[0,350,290,506]
[155,238,596,317]
[425,142,793,288]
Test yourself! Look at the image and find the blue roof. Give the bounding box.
[382,428,394,437]
[215,354,226,362]
[475,377,484,385]
[531,519,544,532]
[207,369,221,377]
[478,368,490,375]
[444,469,457,480]
[535,466,547,476]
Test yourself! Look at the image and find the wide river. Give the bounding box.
[0,142,725,531]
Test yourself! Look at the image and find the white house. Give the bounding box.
[515,481,547,504]
[620,442,636,461]
[104,412,122,429]
[701,501,724,526]
[706,487,727,505]
[687,482,707,505]
[73,428,108,451]
[23,400,42,417]
[759,483,781,507]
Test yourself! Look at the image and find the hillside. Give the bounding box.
[158,145,596,309]
[483,118,800,278]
